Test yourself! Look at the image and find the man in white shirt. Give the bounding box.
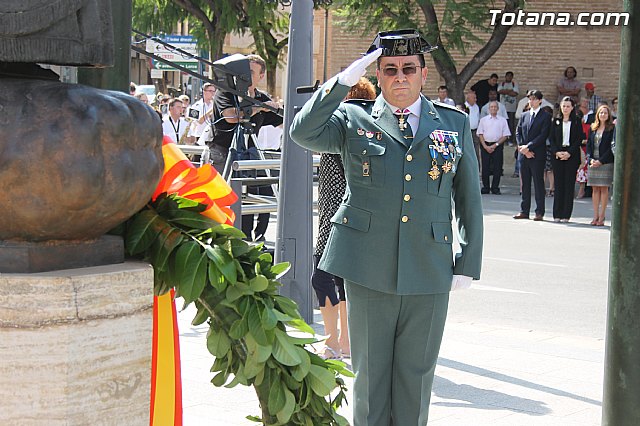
[436,85,455,106]
[465,90,481,173]
[187,83,216,145]
[497,71,519,145]
[161,98,189,143]
[477,101,511,194]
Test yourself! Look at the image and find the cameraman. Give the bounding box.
[212,54,282,241]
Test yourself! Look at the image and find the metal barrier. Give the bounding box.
[230,155,320,225]
[176,144,210,167]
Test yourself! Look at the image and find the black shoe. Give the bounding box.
[481,188,490,194]
[491,188,501,195]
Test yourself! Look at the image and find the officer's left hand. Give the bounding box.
[337,48,383,87]
[451,275,472,291]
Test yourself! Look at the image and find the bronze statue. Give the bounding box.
[0,0,113,66]
[0,0,164,271]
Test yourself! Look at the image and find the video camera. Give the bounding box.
[212,54,255,128]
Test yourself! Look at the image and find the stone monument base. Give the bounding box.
[0,235,124,273]
[0,262,154,425]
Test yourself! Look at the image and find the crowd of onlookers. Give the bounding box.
[436,67,616,225]
[130,63,617,228]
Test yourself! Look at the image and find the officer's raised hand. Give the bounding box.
[337,48,383,87]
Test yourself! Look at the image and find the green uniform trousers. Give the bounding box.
[345,281,449,426]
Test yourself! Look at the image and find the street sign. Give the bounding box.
[150,35,199,71]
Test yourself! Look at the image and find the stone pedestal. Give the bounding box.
[0,262,154,425]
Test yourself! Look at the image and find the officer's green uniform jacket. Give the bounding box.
[290,77,483,295]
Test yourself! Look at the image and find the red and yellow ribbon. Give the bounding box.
[150,137,238,425]
[152,137,238,225]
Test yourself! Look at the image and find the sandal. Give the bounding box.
[590,219,598,226]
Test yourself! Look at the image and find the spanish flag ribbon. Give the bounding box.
[150,136,238,425]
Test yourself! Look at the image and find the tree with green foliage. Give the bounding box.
[132,0,289,95]
[334,0,525,103]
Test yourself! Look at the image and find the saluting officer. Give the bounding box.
[290,29,483,426]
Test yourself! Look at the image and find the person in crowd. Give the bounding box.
[178,94,191,114]
[187,83,216,146]
[557,66,582,103]
[542,105,555,197]
[514,90,551,221]
[477,101,511,194]
[480,89,508,119]
[161,98,189,144]
[212,54,283,241]
[313,77,376,361]
[465,90,481,173]
[549,96,585,222]
[515,91,553,121]
[471,73,499,109]
[134,92,149,105]
[129,82,137,96]
[576,98,591,198]
[584,82,603,114]
[586,104,615,226]
[290,29,483,426]
[135,92,161,119]
[436,85,455,105]
[611,96,618,123]
[497,71,519,145]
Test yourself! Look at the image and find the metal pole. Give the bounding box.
[602,1,640,424]
[77,0,131,91]
[275,0,315,323]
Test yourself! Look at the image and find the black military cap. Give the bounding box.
[366,29,437,56]
[526,89,543,100]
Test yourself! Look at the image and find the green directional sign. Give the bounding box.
[155,61,199,71]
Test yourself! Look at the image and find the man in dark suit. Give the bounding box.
[290,29,483,425]
[514,89,551,221]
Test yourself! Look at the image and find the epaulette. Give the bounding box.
[344,98,375,109]
[432,100,466,114]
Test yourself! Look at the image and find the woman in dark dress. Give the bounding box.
[311,77,377,359]
[586,105,615,226]
[549,97,585,222]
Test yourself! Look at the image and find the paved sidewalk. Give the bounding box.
[178,304,603,425]
[178,149,606,424]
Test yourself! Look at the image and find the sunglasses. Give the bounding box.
[381,65,420,77]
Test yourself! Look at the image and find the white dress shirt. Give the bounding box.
[465,102,480,130]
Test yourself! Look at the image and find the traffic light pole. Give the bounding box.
[602,1,640,424]
[275,0,315,323]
